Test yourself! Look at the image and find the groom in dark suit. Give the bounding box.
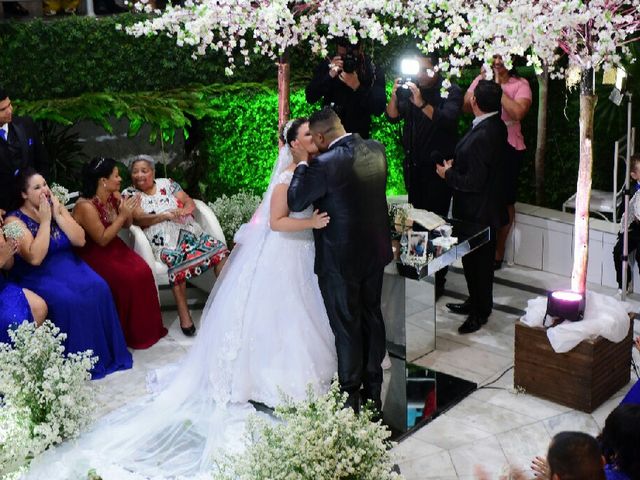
[0,87,49,213]
[288,107,392,412]
[436,80,508,334]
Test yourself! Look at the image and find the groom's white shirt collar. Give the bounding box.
[298,133,353,166]
[328,133,352,150]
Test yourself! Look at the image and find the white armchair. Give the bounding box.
[118,199,226,292]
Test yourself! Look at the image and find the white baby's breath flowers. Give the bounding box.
[2,222,24,241]
[213,378,402,480]
[209,190,261,244]
[50,183,70,206]
[0,321,97,476]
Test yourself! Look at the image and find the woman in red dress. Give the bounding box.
[73,157,167,349]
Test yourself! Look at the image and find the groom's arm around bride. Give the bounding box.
[287,107,392,413]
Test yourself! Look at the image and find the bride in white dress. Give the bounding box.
[25,118,338,479]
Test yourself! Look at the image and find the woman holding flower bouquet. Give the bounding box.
[72,157,167,349]
[4,168,132,379]
[0,216,47,343]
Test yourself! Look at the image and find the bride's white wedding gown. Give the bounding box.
[24,165,337,479]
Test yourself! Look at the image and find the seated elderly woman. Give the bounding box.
[5,168,132,379]
[123,155,229,336]
[1,217,47,343]
[73,157,167,347]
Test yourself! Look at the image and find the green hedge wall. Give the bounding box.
[198,83,407,200]
[0,14,407,101]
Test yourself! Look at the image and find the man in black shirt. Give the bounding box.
[386,51,462,216]
[386,51,462,296]
[306,38,386,139]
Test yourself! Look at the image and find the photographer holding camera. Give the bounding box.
[305,38,386,139]
[386,51,463,216]
[386,51,462,297]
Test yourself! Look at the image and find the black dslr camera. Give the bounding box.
[396,58,420,104]
[341,46,360,74]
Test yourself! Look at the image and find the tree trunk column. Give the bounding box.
[571,67,596,295]
[535,65,549,204]
[277,52,291,137]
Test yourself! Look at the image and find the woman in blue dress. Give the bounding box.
[0,222,47,343]
[5,169,132,379]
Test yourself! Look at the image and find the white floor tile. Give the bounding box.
[449,435,508,478]
[442,397,537,435]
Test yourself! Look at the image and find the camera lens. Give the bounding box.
[342,53,357,74]
[396,83,412,101]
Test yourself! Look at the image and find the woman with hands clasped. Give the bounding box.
[5,168,132,379]
[123,155,229,336]
[73,157,167,350]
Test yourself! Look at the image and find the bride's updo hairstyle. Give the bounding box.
[280,117,308,146]
[81,157,117,198]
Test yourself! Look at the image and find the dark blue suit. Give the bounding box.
[288,133,392,409]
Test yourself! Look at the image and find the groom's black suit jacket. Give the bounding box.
[288,133,392,278]
[0,116,49,211]
[445,114,508,229]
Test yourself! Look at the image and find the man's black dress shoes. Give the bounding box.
[446,301,471,315]
[457,314,488,334]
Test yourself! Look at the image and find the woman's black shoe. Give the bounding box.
[494,259,503,271]
[181,324,196,336]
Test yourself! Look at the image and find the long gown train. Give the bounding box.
[25,164,337,479]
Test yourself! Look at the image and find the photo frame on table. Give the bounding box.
[408,231,428,261]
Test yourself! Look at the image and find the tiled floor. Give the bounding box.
[88,265,640,480]
[393,263,640,479]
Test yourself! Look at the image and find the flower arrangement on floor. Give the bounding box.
[0,320,97,477]
[209,190,261,244]
[213,379,402,480]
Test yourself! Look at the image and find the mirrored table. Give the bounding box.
[380,219,490,435]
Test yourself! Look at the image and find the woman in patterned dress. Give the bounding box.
[122,155,228,336]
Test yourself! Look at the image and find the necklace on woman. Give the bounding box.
[92,195,118,225]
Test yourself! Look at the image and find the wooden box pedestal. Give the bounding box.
[514,322,632,413]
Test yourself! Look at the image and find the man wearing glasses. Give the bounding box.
[386,51,463,297]
[0,87,49,213]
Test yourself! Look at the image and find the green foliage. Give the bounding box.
[0,15,277,101]
[199,84,408,201]
[0,15,411,102]
[15,84,255,144]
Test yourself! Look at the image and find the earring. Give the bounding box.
[103,182,106,188]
